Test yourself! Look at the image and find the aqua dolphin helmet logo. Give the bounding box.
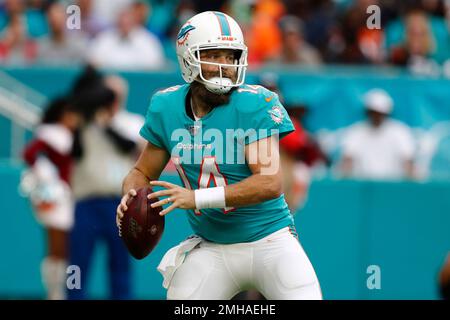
[177,24,196,45]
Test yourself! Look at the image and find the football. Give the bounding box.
[120,186,164,260]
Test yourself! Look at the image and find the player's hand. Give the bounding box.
[148,181,195,216]
[116,189,137,237]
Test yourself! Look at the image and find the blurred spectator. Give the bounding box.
[340,89,416,180]
[0,12,37,64]
[68,67,143,299]
[389,10,441,75]
[91,0,133,27]
[105,74,146,150]
[22,0,48,37]
[162,0,197,65]
[77,0,110,39]
[227,0,255,26]
[131,0,149,28]
[279,115,309,212]
[131,0,171,42]
[36,2,87,66]
[245,0,284,66]
[334,0,385,64]
[284,0,337,60]
[144,0,179,41]
[267,15,322,66]
[21,97,82,300]
[285,104,330,168]
[421,0,447,17]
[0,0,48,39]
[88,6,165,70]
[280,105,329,212]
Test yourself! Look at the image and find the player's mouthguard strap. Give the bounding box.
[194,187,226,209]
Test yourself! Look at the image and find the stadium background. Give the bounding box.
[0,0,450,299]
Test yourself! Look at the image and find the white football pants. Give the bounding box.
[166,227,322,300]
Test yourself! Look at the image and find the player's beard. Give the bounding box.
[191,72,238,108]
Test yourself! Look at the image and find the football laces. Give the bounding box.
[117,216,122,237]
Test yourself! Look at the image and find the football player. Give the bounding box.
[116,11,322,300]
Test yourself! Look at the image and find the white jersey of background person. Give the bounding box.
[342,89,416,180]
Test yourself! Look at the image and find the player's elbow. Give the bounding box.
[265,178,283,200]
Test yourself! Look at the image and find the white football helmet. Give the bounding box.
[176,11,248,94]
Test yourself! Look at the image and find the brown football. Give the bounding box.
[120,186,164,260]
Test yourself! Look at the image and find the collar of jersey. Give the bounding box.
[183,87,217,123]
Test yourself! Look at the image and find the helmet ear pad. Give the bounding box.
[179,50,200,83]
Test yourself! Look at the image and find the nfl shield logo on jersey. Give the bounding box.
[185,124,201,136]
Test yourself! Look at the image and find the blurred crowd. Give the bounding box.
[1,0,450,75]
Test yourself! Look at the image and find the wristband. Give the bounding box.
[194,187,226,209]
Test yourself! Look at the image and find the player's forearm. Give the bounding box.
[122,167,151,195]
[224,173,282,207]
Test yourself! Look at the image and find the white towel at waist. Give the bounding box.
[157,235,203,289]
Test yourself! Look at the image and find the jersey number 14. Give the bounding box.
[172,156,235,214]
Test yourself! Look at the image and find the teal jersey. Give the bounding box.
[140,84,295,244]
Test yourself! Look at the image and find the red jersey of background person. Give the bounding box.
[279,117,326,166]
[23,134,73,185]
